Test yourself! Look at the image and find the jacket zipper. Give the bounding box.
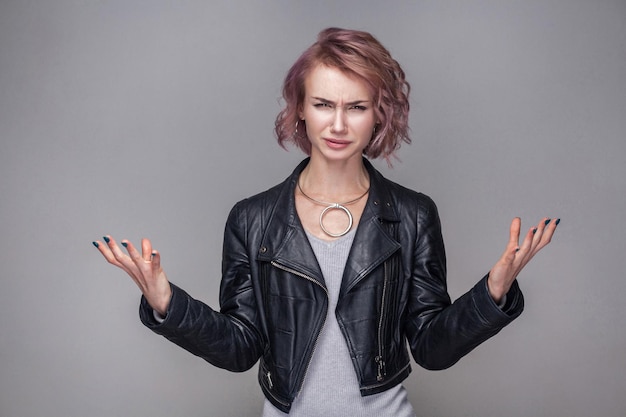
[266,371,273,389]
[270,260,328,397]
[363,361,411,391]
[263,370,290,407]
[376,261,389,382]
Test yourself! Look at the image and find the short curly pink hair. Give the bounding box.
[275,28,411,162]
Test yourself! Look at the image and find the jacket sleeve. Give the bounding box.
[404,196,524,370]
[139,201,264,372]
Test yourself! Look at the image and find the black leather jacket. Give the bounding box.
[140,158,523,413]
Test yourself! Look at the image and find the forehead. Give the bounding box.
[304,65,372,101]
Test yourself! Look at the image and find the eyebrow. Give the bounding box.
[311,97,370,106]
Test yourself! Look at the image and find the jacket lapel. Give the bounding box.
[256,158,326,287]
[340,159,401,296]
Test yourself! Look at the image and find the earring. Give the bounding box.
[295,119,305,136]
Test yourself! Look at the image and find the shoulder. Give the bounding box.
[367,162,438,217]
[373,175,444,247]
[222,179,289,247]
[386,178,437,210]
[229,158,307,217]
[388,182,441,236]
[227,179,286,227]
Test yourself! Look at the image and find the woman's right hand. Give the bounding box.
[93,236,172,317]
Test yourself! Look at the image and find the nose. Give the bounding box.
[330,108,347,134]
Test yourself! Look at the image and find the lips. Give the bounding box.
[324,138,351,149]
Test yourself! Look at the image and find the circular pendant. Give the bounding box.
[319,203,353,238]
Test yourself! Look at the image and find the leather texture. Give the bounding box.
[140,158,524,413]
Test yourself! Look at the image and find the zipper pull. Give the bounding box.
[375,356,386,382]
[266,371,274,389]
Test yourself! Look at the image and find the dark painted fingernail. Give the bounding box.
[103,236,110,243]
[544,219,551,225]
[556,218,561,225]
[122,242,128,248]
[92,241,99,248]
[533,227,538,234]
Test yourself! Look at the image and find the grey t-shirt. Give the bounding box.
[262,229,415,417]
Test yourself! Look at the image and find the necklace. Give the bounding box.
[297,181,369,238]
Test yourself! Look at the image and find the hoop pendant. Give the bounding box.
[319,204,353,238]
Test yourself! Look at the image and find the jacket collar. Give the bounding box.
[257,158,401,291]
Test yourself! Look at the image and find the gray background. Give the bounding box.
[1,1,625,416]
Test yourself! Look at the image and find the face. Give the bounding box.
[300,65,377,164]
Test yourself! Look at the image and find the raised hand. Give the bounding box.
[488,217,559,304]
[93,236,172,316]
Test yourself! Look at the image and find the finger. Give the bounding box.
[518,217,560,269]
[532,217,560,254]
[516,225,538,257]
[151,250,161,274]
[537,216,551,234]
[93,239,124,268]
[103,235,133,264]
[114,238,144,271]
[121,239,146,265]
[96,236,140,280]
[104,235,124,253]
[528,217,550,250]
[141,238,153,263]
[545,217,560,238]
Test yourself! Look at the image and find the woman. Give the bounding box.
[93,28,558,416]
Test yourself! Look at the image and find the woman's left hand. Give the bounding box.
[488,217,559,304]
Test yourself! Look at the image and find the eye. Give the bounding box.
[349,105,367,111]
[313,102,332,108]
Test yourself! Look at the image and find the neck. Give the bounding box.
[299,156,370,200]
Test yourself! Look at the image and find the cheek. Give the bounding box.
[356,117,377,134]
[304,113,329,130]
